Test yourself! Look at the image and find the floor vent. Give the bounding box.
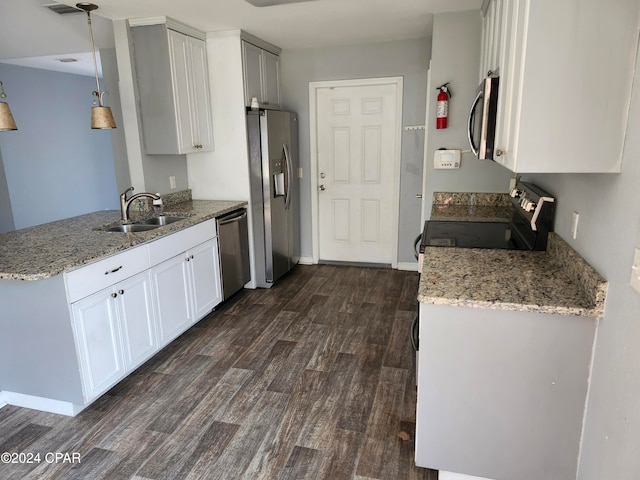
[42,2,84,15]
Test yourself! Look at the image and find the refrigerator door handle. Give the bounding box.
[283,142,293,210]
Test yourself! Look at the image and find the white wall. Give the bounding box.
[423,11,513,215]
[186,31,251,202]
[280,38,431,264]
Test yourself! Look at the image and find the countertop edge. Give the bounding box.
[0,200,247,281]
[417,294,604,319]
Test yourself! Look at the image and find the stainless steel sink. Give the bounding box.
[135,215,188,226]
[106,224,160,233]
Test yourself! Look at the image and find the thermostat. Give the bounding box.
[434,149,461,169]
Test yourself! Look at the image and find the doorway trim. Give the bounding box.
[309,76,403,268]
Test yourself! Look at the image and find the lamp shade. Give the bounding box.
[0,102,17,131]
[91,106,116,129]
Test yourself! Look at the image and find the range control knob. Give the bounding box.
[509,188,522,198]
[524,200,537,212]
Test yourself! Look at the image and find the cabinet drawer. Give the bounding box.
[148,219,217,266]
[65,246,150,303]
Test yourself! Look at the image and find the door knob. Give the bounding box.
[319,185,326,191]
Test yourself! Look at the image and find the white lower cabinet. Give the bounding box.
[189,239,222,320]
[151,238,222,347]
[118,273,158,370]
[151,253,193,347]
[68,219,222,408]
[71,271,155,402]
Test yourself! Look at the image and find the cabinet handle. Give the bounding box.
[105,266,123,275]
[190,255,194,260]
[186,257,190,262]
[111,293,117,298]
[118,289,124,295]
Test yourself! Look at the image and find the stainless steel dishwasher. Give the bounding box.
[216,208,251,300]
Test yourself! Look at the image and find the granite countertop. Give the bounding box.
[420,191,608,318]
[418,233,607,318]
[0,199,247,281]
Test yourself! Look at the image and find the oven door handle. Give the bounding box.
[411,314,419,351]
[414,233,422,260]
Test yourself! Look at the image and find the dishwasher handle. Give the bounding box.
[218,210,247,226]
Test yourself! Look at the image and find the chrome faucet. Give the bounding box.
[120,187,161,222]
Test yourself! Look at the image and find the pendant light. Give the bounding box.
[76,3,116,129]
[0,81,18,131]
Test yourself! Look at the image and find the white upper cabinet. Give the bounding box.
[131,21,213,154]
[242,39,281,109]
[479,0,505,80]
[482,0,640,173]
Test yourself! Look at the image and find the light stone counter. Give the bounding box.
[0,199,246,281]
[430,191,514,222]
[418,233,607,318]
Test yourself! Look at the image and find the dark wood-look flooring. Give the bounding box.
[0,265,437,480]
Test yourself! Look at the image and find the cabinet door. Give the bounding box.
[243,41,263,107]
[262,51,280,109]
[188,36,214,152]
[151,254,192,347]
[117,272,158,371]
[494,0,527,172]
[71,290,125,402]
[188,238,222,321]
[168,29,197,154]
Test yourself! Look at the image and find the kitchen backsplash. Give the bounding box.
[134,189,193,214]
[432,192,511,207]
[430,192,514,223]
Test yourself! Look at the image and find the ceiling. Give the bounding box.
[0,0,482,76]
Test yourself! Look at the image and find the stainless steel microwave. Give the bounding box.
[467,75,499,160]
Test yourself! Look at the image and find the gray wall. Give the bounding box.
[0,63,119,230]
[424,11,513,216]
[0,149,15,233]
[520,40,640,477]
[279,38,431,264]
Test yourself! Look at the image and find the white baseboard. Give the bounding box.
[298,256,315,265]
[439,471,495,480]
[0,391,7,410]
[397,261,418,272]
[2,391,84,417]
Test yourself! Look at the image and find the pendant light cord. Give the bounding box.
[84,7,104,107]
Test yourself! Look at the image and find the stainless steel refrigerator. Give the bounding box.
[247,109,300,288]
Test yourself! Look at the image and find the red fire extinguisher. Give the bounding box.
[436,83,451,129]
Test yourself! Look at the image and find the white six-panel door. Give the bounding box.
[315,81,401,264]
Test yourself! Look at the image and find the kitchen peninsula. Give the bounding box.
[0,194,246,416]
[415,191,607,480]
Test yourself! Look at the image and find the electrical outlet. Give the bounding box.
[169,176,176,189]
[298,167,303,178]
[571,211,579,240]
[631,248,640,294]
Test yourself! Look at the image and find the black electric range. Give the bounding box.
[420,181,555,256]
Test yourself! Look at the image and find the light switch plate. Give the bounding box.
[630,248,640,294]
[434,149,461,169]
